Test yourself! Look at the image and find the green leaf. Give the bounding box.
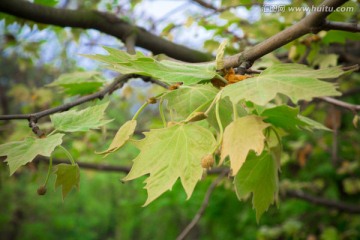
[322,31,360,45]
[48,71,105,96]
[34,0,58,7]
[261,105,308,132]
[163,84,217,120]
[311,54,338,69]
[298,115,330,131]
[222,64,342,106]
[221,115,269,175]
[0,134,64,175]
[51,102,112,132]
[123,124,216,205]
[163,84,235,129]
[84,47,217,85]
[54,163,80,200]
[234,152,278,222]
[96,120,137,156]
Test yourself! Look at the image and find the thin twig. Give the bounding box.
[318,96,360,113]
[18,157,360,215]
[176,170,228,240]
[322,21,360,33]
[30,156,229,175]
[286,190,360,214]
[0,74,132,121]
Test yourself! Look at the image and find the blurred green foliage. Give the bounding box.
[1,0,360,239]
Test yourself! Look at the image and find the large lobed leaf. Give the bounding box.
[0,134,64,175]
[84,47,217,85]
[221,115,269,175]
[51,101,112,132]
[123,124,216,205]
[234,152,279,222]
[222,64,342,105]
[54,163,80,200]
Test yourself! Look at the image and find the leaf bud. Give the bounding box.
[147,97,157,104]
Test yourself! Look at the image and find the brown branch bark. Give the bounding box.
[223,0,349,68]
[318,96,360,113]
[192,0,218,10]
[322,21,360,32]
[0,0,212,63]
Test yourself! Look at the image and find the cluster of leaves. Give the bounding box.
[0,45,350,219]
[86,48,345,220]
[0,102,111,199]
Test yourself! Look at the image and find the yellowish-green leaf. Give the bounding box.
[123,124,216,205]
[96,120,137,156]
[0,134,64,175]
[234,152,279,222]
[311,54,338,69]
[83,47,217,85]
[221,115,269,175]
[51,102,112,132]
[222,64,342,106]
[48,71,105,96]
[54,163,80,200]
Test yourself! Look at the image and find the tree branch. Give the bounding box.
[286,190,360,214]
[0,0,212,63]
[31,156,229,175]
[223,0,349,68]
[192,0,218,10]
[34,156,131,173]
[318,96,360,113]
[0,74,130,121]
[322,21,360,32]
[176,170,228,240]
[28,157,360,215]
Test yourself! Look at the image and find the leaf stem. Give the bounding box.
[270,127,283,151]
[59,145,75,165]
[43,155,53,186]
[132,102,149,121]
[47,129,57,137]
[213,91,224,153]
[159,98,166,127]
[232,102,238,120]
[204,90,223,116]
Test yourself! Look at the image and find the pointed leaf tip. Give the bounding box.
[54,163,80,200]
[221,115,269,175]
[234,152,279,222]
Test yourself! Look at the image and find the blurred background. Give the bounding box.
[0,0,360,239]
